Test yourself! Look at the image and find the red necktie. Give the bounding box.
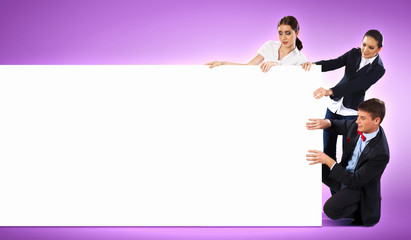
[357,130,366,141]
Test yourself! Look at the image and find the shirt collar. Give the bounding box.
[362,54,378,65]
[283,46,299,59]
[292,46,300,54]
[363,127,379,143]
[277,45,299,63]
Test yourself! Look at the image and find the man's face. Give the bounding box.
[356,110,380,133]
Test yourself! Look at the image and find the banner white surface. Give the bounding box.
[0,65,326,226]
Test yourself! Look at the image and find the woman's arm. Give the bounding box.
[329,152,389,189]
[331,65,385,98]
[205,54,264,68]
[315,48,355,72]
[301,62,316,71]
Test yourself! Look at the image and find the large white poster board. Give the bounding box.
[0,65,326,226]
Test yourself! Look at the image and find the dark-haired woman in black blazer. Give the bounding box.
[302,29,385,168]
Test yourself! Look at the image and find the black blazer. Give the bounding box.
[326,119,390,226]
[315,48,385,110]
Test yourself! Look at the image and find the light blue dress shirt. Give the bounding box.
[346,128,379,173]
[340,128,379,189]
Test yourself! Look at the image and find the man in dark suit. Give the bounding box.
[302,30,385,164]
[306,98,389,226]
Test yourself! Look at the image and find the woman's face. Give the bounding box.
[278,24,298,48]
[361,36,381,58]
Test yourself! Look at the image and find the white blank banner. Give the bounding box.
[0,65,326,226]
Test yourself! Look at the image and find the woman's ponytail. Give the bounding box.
[296,37,303,50]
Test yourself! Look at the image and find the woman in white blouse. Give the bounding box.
[206,16,307,72]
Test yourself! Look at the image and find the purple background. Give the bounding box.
[1,0,410,239]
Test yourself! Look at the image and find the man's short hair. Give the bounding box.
[358,98,386,123]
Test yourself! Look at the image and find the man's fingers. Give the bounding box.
[306,124,319,129]
[306,120,318,125]
[307,149,324,165]
[306,119,317,124]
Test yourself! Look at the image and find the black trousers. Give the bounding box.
[322,165,361,220]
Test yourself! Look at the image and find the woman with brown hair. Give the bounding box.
[206,16,307,72]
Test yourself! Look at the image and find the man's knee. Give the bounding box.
[323,192,360,220]
[323,199,342,220]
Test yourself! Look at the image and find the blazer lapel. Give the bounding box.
[347,52,362,77]
[356,63,372,75]
[356,128,382,169]
[358,144,372,165]
[341,132,360,166]
[354,54,381,77]
[354,55,362,71]
[346,135,359,155]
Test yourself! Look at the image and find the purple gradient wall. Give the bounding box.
[1,0,410,239]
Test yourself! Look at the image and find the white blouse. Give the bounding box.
[257,40,307,65]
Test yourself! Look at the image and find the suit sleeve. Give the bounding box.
[329,152,389,190]
[326,119,356,136]
[331,65,385,99]
[315,49,353,72]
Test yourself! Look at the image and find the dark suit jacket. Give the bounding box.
[315,48,385,110]
[325,119,389,226]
